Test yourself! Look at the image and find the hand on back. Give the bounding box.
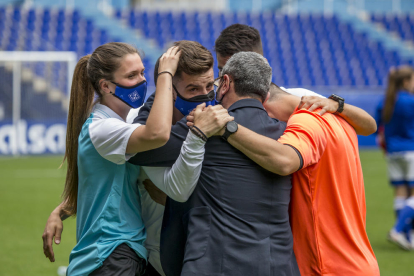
[143,179,167,206]
[298,96,339,116]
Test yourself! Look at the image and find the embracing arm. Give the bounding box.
[128,117,189,167]
[298,96,377,136]
[141,104,232,200]
[188,108,326,176]
[227,125,301,176]
[126,47,180,154]
[338,104,377,136]
[143,131,206,202]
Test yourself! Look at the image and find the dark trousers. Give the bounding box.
[90,243,146,276]
[144,263,162,276]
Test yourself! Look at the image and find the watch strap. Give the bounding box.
[222,129,232,141]
[329,94,345,113]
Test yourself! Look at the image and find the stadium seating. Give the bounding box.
[116,10,414,87]
[0,6,154,121]
[370,14,414,43]
[1,6,413,122]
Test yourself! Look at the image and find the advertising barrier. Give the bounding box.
[0,120,66,155]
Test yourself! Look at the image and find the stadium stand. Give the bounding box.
[370,14,414,44]
[1,5,414,125]
[115,10,414,88]
[0,6,154,121]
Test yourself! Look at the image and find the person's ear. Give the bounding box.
[99,79,112,95]
[221,74,231,96]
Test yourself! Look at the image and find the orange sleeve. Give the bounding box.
[278,110,328,168]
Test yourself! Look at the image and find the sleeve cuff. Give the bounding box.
[124,123,142,161]
[186,130,206,150]
[284,144,304,171]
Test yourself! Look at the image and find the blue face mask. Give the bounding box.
[174,86,216,116]
[111,80,147,109]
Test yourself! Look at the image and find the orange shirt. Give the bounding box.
[278,109,380,276]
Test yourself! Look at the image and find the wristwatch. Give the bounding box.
[328,94,345,113]
[222,121,238,141]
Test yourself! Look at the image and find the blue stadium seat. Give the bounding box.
[0,7,159,121]
[1,7,410,92]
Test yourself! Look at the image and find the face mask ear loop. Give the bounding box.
[174,85,188,101]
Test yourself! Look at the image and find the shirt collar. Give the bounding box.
[93,103,125,122]
[227,98,266,113]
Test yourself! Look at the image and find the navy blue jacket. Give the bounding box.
[129,95,300,276]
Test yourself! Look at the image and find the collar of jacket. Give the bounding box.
[227,98,266,113]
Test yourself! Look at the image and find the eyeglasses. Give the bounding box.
[214,76,222,88]
[214,76,232,88]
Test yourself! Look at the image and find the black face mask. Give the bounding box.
[173,85,216,115]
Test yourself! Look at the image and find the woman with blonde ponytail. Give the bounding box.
[41,42,181,275]
[375,65,414,250]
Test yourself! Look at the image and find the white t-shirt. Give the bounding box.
[280,87,325,98]
[90,104,141,164]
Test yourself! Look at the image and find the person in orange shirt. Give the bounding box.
[190,83,380,275]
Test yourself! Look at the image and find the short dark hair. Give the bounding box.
[214,24,263,58]
[154,40,214,84]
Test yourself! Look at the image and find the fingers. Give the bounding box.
[55,226,63,245]
[46,229,55,261]
[298,96,334,115]
[158,53,167,73]
[210,104,224,110]
[297,97,305,110]
[143,179,152,187]
[223,116,234,124]
[186,114,194,123]
[171,46,181,56]
[165,46,175,56]
[175,49,182,58]
[194,102,206,114]
[308,103,320,112]
[42,229,55,262]
[186,110,195,124]
[42,232,49,259]
[143,179,157,190]
[300,101,312,110]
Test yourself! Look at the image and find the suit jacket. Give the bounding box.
[129,96,300,276]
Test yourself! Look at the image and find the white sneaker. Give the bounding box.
[387,229,412,251]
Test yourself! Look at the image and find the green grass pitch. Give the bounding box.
[0,151,413,275]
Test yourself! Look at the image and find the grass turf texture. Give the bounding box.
[0,152,413,276]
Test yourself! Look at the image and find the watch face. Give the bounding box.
[227,121,238,132]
